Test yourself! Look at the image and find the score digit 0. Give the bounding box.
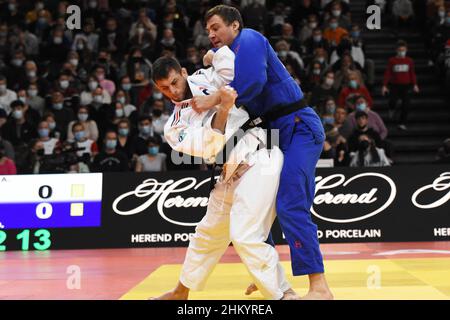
[36,185,53,220]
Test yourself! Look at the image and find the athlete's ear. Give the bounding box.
[231,21,240,32]
[181,67,188,79]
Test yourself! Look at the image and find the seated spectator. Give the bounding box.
[337,71,373,110]
[92,130,129,172]
[333,106,348,134]
[88,86,114,137]
[26,83,46,116]
[80,75,112,106]
[17,89,40,128]
[273,23,302,54]
[135,136,167,172]
[1,100,37,146]
[347,110,383,152]
[436,138,450,163]
[151,99,170,137]
[0,141,16,174]
[43,112,61,140]
[67,106,99,143]
[114,89,137,119]
[116,119,135,162]
[340,96,388,140]
[349,134,391,167]
[323,16,349,49]
[53,71,80,111]
[320,97,338,126]
[321,124,350,167]
[37,120,61,155]
[94,65,116,97]
[310,71,338,108]
[333,54,364,90]
[304,60,324,92]
[133,115,156,156]
[330,34,365,70]
[392,0,414,29]
[275,40,304,76]
[71,121,98,159]
[180,45,203,75]
[298,15,320,43]
[0,75,17,114]
[303,28,331,58]
[326,1,351,30]
[45,91,75,140]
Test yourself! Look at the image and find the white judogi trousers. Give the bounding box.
[179,147,291,300]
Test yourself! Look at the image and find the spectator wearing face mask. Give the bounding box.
[45,91,74,140]
[99,17,127,62]
[114,89,137,119]
[323,17,348,49]
[157,28,185,59]
[321,123,350,166]
[330,34,365,71]
[149,99,169,138]
[0,75,17,115]
[310,71,338,107]
[36,120,61,155]
[132,115,155,156]
[92,130,129,172]
[392,0,414,30]
[116,119,135,162]
[349,134,391,167]
[320,97,338,126]
[94,65,115,97]
[326,1,351,30]
[16,89,40,128]
[24,60,50,95]
[436,138,450,163]
[299,15,320,44]
[338,71,373,110]
[72,19,99,54]
[5,50,27,90]
[305,61,324,92]
[275,40,304,78]
[67,106,99,143]
[88,86,114,139]
[26,83,45,116]
[0,141,16,174]
[42,27,70,71]
[135,136,167,172]
[43,112,61,140]
[340,96,388,140]
[80,76,112,106]
[1,100,37,146]
[53,71,80,111]
[180,45,203,75]
[304,28,331,58]
[71,121,98,159]
[382,40,419,130]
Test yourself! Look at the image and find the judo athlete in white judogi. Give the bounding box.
[150,46,297,300]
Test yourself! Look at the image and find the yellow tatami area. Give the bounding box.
[121,257,450,300]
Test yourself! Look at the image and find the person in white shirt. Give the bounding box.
[37,121,60,155]
[0,76,17,115]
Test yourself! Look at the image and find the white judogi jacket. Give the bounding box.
[164,46,266,182]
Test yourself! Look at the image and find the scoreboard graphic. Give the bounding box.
[0,173,102,229]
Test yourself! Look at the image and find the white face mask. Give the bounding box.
[137,27,145,35]
[93,95,103,103]
[0,84,6,93]
[28,89,38,97]
[153,92,163,100]
[88,81,98,91]
[332,10,341,17]
[117,97,126,104]
[325,77,334,86]
[27,71,36,78]
[60,80,70,89]
[69,59,79,67]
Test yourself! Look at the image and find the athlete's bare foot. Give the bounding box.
[300,290,334,300]
[281,288,301,300]
[149,282,190,300]
[245,283,258,296]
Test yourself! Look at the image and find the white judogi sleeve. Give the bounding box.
[164,45,262,168]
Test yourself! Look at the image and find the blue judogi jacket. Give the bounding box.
[228,28,303,118]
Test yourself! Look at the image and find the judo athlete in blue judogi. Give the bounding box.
[193,5,333,299]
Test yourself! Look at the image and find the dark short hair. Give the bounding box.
[10,99,25,109]
[72,121,84,131]
[397,40,407,48]
[204,5,244,31]
[147,135,162,146]
[152,56,182,82]
[138,115,152,123]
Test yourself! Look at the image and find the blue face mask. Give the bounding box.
[118,128,129,136]
[38,128,49,138]
[351,31,360,38]
[106,139,117,149]
[148,146,159,155]
[53,103,63,110]
[48,122,56,130]
[330,22,338,30]
[356,103,367,111]
[322,117,335,125]
[349,80,358,89]
[326,104,336,115]
[74,131,86,141]
[122,83,132,91]
[139,125,151,135]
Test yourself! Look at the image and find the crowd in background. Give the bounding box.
[0,0,449,175]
